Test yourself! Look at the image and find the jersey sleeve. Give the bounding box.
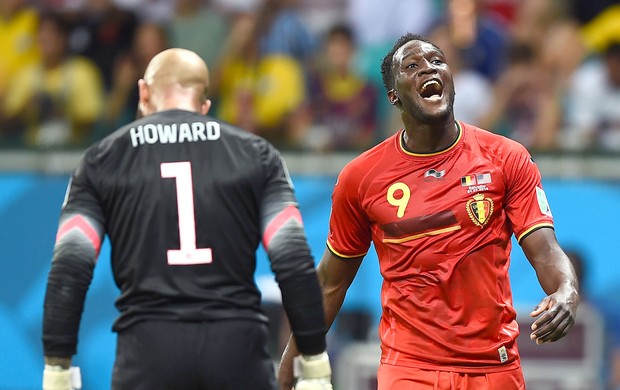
[502,144,554,243]
[62,150,105,223]
[43,150,106,357]
[256,139,327,355]
[257,139,314,278]
[326,161,372,258]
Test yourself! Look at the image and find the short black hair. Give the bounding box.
[380,33,442,92]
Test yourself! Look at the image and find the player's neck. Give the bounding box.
[401,120,459,154]
[157,100,202,114]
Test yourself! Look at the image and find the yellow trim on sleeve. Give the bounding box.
[517,223,555,243]
[326,241,367,259]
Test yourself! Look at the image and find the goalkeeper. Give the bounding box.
[42,48,332,390]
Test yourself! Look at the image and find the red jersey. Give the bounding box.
[327,122,554,373]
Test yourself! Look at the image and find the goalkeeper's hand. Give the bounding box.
[43,365,82,390]
[294,352,333,390]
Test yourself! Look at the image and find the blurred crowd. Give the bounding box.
[0,0,619,152]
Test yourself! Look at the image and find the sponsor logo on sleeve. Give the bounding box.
[536,186,552,216]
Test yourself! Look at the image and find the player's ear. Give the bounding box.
[201,99,212,115]
[387,89,399,105]
[137,79,150,115]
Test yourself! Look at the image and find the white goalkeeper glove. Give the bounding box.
[43,365,82,390]
[293,352,333,390]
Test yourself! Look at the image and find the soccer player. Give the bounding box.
[42,48,332,390]
[278,34,580,390]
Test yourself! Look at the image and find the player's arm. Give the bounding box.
[42,152,105,390]
[257,141,333,389]
[264,213,332,390]
[42,211,104,389]
[278,248,363,390]
[259,150,326,356]
[520,227,579,345]
[503,144,579,345]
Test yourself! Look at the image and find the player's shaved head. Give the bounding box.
[138,48,211,116]
[144,48,209,96]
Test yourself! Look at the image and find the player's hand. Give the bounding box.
[530,286,579,345]
[293,352,333,390]
[43,365,81,390]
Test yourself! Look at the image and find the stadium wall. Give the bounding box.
[1,156,619,389]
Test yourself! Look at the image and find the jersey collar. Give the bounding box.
[398,121,463,157]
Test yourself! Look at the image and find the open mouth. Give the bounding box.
[419,79,443,100]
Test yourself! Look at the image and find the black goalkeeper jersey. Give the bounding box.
[62,109,315,332]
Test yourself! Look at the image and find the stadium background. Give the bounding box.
[2,0,620,388]
[0,153,619,389]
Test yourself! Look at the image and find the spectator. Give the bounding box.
[577,1,620,46]
[446,0,510,81]
[427,24,493,127]
[255,0,316,65]
[2,10,104,148]
[474,0,585,151]
[214,11,306,148]
[345,0,438,98]
[67,0,139,92]
[562,41,620,152]
[167,0,230,70]
[103,22,168,132]
[478,42,555,150]
[510,0,586,87]
[0,0,40,104]
[291,23,378,152]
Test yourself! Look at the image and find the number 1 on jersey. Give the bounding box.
[161,161,213,265]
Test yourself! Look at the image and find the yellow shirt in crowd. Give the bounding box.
[217,54,305,131]
[0,7,40,95]
[3,57,104,147]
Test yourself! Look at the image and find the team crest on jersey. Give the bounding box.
[466,193,494,227]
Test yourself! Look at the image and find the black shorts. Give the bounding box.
[111,319,276,390]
